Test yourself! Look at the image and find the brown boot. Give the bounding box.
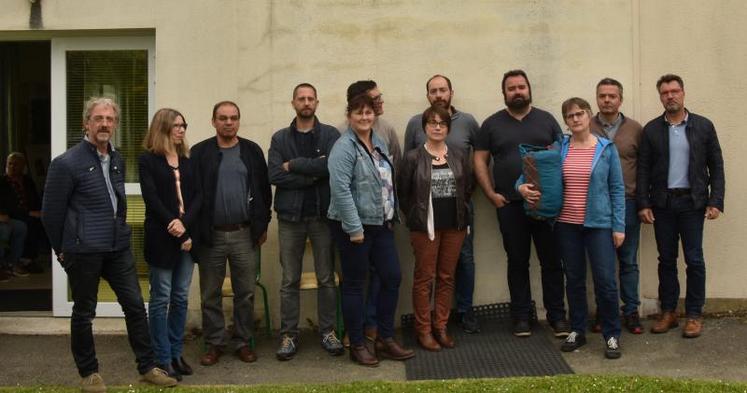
[375,337,415,360]
[349,344,379,367]
[651,311,679,334]
[416,333,441,352]
[433,329,455,349]
[682,318,703,338]
[199,345,222,366]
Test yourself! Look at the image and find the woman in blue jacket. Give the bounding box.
[519,97,625,359]
[327,94,414,366]
[139,108,201,379]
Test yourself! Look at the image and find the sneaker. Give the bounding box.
[560,331,587,352]
[549,319,571,338]
[513,319,531,337]
[321,331,345,356]
[141,367,178,387]
[11,265,29,277]
[80,372,106,393]
[624,312,644,334]
[457,310,481,334]
[276,334,298,361]
[605,336,621,359]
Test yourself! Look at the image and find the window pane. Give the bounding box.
[66,50,148,183]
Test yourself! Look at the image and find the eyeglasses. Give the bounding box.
[216,115,239,122]
[90,115,116,124]
[172,123,188,130]
[564,110,587,120]
[426,120,448,128]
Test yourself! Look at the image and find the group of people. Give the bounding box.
[35,69,723,392]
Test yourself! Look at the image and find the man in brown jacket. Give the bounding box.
[590,78,644,335]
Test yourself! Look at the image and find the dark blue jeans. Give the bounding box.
[64,249,156,377]
[617,199,641,316]
[455,200,476,313]
[497,202,566,322]
[555,223,621,339]
[330,221,401,346]
[653,195,706,317]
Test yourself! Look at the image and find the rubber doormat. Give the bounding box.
[400,303,573,380]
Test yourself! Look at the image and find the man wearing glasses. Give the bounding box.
[190,101,272,365]
[403,74,482,334]
[473,70,569,338]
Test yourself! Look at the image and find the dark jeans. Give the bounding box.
[330,221,401,346]
[496,201,566,321]
[653,194,706,316]
[555,223,621,339]
[455,200,476,313]
[64,249,155,377]
[618,199,641,316]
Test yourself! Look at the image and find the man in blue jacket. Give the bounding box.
[42,97,177,392]
[268,83,342,360]
[638,74,725,339]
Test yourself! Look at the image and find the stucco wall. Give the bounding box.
[1,0,744,327]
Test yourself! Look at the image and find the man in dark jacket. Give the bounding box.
[637,74,725,339]
[42,97,177,391]
[190,100,271,366]
[268,83,342,360]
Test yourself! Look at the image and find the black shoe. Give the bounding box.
[320,331,345,356]
[457,310,481,334]
[276,334,298,361]
[549,319,570,338]
[560,331,587,352]
[172,356,193,376]
[513,319,531,337]
[604,336,621,359]
[158,363,182,381]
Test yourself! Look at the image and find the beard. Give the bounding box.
[664,102,681,114]
[296,109,315,120]
[431,98,451,110]
[505,94,531,111]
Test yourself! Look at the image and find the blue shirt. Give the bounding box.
[667,114,690,188]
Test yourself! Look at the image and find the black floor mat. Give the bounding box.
[400,303,573,380]
[0,289,52,311]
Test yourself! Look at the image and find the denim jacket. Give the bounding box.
[560,135,625,233]
[327,128,398,237]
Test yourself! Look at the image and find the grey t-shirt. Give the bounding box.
[213,144,250,225]
[403,109,479,153]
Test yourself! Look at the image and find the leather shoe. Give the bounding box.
[416,333,441,352]
[236,346,258,363]
[199,345,222,366]
[349,344,379,367]
[682,317,703,338]
[172,356,193,375]
[651,311,679,334]
[375,337,415,360]
[433,329,455,349]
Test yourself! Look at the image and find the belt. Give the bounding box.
[667,188,691,196]
[213,222,249,232]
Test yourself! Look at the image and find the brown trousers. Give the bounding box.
[410,229,467,333]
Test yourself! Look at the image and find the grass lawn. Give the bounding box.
[2,375,746,392]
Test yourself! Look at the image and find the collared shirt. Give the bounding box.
[666,112,690,188]
[600,113,623,140]
[85,136,118,216]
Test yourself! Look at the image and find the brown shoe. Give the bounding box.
[236,345,257,363]
[199,345,222,366]
[349,344,379,367]
[433,329,455,349]
[416,333,441,352]
[342,333,350,348]
[651,311,679,334]
[682,318,703,338]
[375,337,415,360]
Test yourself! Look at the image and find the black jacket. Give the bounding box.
[190,136,271,248]
[637,111,725,211]
[397,144,473,232]
[42,140,131,254]
[139,152,201,269]
[0,174,41,219]
[268,118,339,222]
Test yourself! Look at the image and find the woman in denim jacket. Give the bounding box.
[327,94,414,367]
[518,97,625,359]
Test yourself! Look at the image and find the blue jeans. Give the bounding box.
[148,251,194,365]
[0,218,27,268]
[330,221,401,346]
[555,223,621,339]
[455,200,475,313]
[653,194,706,317]
[617,199,641,316]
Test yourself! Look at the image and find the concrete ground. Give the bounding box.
[1,316,746,387]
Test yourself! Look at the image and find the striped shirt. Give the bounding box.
[558,145,595,224]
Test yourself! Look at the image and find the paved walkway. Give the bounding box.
[1,316,746,387]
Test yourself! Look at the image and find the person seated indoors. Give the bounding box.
[0,191,28,281]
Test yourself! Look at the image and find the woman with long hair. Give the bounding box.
[139,108,201,379]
